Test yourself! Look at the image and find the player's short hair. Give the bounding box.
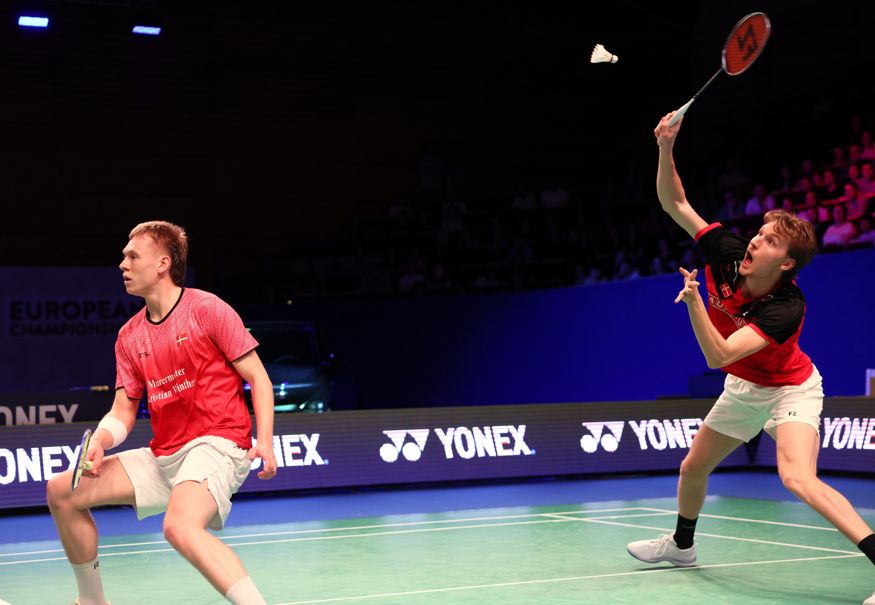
[129,221,188,286]
[763,209,816,280]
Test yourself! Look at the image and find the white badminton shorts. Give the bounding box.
[704,365,823,443]
[117,436,251,530]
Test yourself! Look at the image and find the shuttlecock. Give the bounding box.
[590,44,618,64]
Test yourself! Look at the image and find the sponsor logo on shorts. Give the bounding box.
[379,425,533,463]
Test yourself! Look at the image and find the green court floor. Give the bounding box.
[1,496,873,604]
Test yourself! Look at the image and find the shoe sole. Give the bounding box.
[626,547,697,567]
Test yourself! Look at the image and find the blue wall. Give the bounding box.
[3,248,874,406]
[276,247,875,408]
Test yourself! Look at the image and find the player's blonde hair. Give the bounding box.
[129,221,188,286]
[763,210,817,281]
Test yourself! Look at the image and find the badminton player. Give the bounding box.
[626,113,875,605]
[46,221,278,605]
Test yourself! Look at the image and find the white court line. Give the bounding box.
[0,505,855,565]
[0,507,650,559]
[542,514,859,554]
[638,506,839,532]
[271,553,863,605]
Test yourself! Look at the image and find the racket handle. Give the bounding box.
[83,460,93,471]
[667,98,695,126]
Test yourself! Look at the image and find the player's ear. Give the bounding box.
[780,257,796,273]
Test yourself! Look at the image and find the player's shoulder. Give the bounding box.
[186,288,235,316]
[117,306,147,338]
[762,281,806,316]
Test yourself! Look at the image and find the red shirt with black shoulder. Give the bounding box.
[695,223,813,387]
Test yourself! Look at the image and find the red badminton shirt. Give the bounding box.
[695,224,813,387]
[115,288,258,456]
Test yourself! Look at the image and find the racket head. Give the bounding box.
[71,428,92,490]
[721,12,771,76]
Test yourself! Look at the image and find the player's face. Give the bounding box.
[119,235,168,296]
[740,223,795,278]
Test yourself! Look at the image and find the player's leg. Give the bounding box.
[627,424,743,566]
[162,439,265,604]
[47,455,136,605]
[775,422,872,542]
[677,424,744,520]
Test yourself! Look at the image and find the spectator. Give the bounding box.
[850,217,875,246]
[822,204,857,248]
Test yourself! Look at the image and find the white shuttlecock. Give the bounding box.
[590,44,618,64]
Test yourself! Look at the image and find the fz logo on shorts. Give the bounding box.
[380,425,532,463]
[580,421,625,453]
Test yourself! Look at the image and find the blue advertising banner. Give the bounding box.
[0,399,755,509]
[756,398,875,472]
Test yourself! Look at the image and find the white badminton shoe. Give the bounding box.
[863,591,875,605]
[72,600,111,605]
[627,533,697,567]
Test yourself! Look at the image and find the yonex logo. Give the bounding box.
[580,421,624,453]
[822,417,875,450]
[250,433,327,470]
[380,429,430,463]
[380,425,532,462]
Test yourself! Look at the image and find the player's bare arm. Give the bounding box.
[233,350,277,480]
[675,267,768,368]
[655,114,709,239]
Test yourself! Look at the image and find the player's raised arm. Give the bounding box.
[654,113,709,239]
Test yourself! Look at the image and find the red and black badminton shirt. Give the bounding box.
[694,223,813,387]
[115,288,258,456]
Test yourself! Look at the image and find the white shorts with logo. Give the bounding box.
[117,436,251,530]
[704,365,823,443]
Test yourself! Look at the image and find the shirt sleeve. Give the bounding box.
[746,296,805,345]
[195,295,259,362]
[695,223,748,266]
[114,330,145,399]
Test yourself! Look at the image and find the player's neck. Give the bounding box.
[740,273,781,299]
[144,284,184,322]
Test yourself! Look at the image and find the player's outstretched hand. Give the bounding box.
[249,438,278,480]
[654,112,682,149]
[674,267,700,304]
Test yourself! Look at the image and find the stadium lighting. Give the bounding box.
[132,25,161,35]
[18,16,49,28]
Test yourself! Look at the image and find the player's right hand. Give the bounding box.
[674,267,700,304]
[83,443,105,477]
[654,112,682,148]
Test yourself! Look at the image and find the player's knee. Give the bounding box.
[679,455,710,480]
[46,473,72,512]
[163,517,196,552]
[779,469,814,498]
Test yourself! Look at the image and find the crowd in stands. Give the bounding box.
[267,114,875,301]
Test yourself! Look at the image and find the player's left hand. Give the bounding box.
[249,438,278,480]
[674,267,700,304]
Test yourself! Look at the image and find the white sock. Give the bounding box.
[225,576,267,605]
[71,558,107,605]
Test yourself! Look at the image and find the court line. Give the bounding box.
[270,554,863,604]
[542,514,859,554]
[639,506,839,531]
[0,506,856,564]
[0,507,653,559]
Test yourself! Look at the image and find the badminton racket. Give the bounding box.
[71,428,94,490]
[668,12,771,126]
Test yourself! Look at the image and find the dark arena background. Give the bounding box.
[1,1,874,604]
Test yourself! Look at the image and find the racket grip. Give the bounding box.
[83,460,93,471]
[667,98,694,126]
